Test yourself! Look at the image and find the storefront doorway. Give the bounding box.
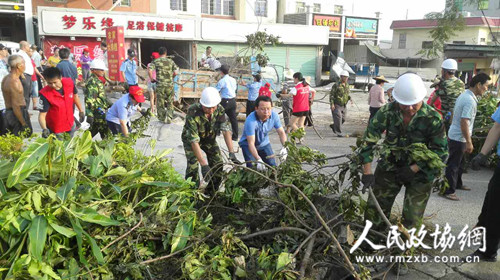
[140,39,191,69]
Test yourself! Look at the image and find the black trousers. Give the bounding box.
[4,107,32,137]
[221,98,238,140]
[0,110,6,135]
[369,106,381,121]
[246,100,256,116]
[444,139,466,195]
[20,74,32,109]
[477,162,500,257]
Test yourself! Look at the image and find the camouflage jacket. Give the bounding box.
[182,103,231,144]
[359,102,448,178]
[152,57,178,85]
[84,74,109,117]
[330,82,351,106]
[435,76,465,113]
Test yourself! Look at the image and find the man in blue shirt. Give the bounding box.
[215,64,239,141]
[56,48,78,84]
[443,73,491,201]
[240,74,262,116]
[239,95,288,170]
[106,85,145,137]
[120,49,138,86]
[469,105,500,262]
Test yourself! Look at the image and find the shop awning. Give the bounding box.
[365,43,436,62]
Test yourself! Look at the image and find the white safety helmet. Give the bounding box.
[90,59,108,71]
[340,70,350,77]
[441,59,458,71]
[392,73,427,106]
[200,87,221,107]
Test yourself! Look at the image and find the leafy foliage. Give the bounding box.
[237,31,282,67]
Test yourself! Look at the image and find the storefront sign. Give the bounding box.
[312,15,341,32]
[345,17,378,35]
[39,8,196,40]
[106,26,126,82]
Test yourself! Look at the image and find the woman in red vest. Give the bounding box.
[39,67,85,138]
[288,72,310,136]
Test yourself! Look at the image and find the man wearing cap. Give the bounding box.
[330,70,352,137]
[182,87,240,194]
[216,64,239,141]
[120,49,139,86]
[81,48,92,81]
[84,60,111,139]
[147,52,160,114]
[105,85,145,137]
[0,43,9,135]
[368,75,389,120]
[359,73,448,237]
[430,58,465,131]
[18,41,35,108]
[153,47,178,123]
[39,67,85,139]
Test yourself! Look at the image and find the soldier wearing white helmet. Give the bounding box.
[181,87,240,195]
[329,70,352,137]
[429,58,465,132]
[84,59,111,138]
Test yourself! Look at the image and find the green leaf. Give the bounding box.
[7,138,49,188]
[56,177,76,203]
[83,232,105,265]
[0,179,6,196]
[276,252,293,271]
[41,262,61,279]
[74,208,120,226]
[68,258,79,280]
[70,218,88,266]
[49,221,76,238]
[29,215,48,261]
[103,166,128,177]
[171,214,195,253]
[32,191,42,212]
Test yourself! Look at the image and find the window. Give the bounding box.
[453,41,466,44]
[171,0,187,11]
[201,0,234,16]
[422,41,433,49]
[296,2,305,13]
[334,5,343,14]
[313,3,321,13]
[113,0,130,7]
[255,0,267,17]
[398,33,406,49]
[480,37,486,43]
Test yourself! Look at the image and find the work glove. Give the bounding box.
[228,152,241,165]
[79,111,85,123]
[278,147,288,161]
[201,165,211,180]
[140,109,149,117]
[41,129,50,138]
[256,159,266,171]
[86,116,94,125]
[396,166,416,185]
[471,153,488,170]
[361,174,375,194]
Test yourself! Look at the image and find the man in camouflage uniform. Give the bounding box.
[182,87,240,195]
[360,73,448,235]
[153,47,178,123]
[330,70,352,137]
[430,59,465,132]
[84,60,110,139]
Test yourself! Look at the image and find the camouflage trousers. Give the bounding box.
[89,116,109,139]
[364,166,433,236]
[156,83,174,123]
[183,140,223,195]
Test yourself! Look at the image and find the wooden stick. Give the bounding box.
[102,213,143,251]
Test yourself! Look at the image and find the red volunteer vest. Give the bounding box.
[292,83,310,113]
[40,78,75,133]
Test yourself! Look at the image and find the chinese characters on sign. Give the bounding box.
[106,26,126,82]
[312,15,342,32]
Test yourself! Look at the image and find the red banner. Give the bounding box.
[106,26,126,82]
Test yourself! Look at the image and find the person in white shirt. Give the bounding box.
[17,41,34,108]
[0,44,9,135]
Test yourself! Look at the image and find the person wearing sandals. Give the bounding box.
[441,73,491,201]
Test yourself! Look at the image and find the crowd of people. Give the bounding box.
[0,42,499,265]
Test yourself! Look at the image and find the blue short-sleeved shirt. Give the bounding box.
[246,81,261,101]
[106,94,140,125]
[120,59,138,85]
[239,111,282,149]
[492,107,500,156]
[56,60,78,84]
[215,74,237,99]
[448,90,478,143]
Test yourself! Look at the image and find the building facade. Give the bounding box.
[447,0,500,17]
[0,0,34,44]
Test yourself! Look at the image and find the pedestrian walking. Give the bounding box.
[153,47,178,123]
[84,60,111,139]
[17,41,34,109]
[360,73,448,238]
[105,85,145,137]
[429,59,465,132]
[120,49,139,86]
[288,72,310,134]
[38,67,85,139]
[303,76,316,127]
[81,48,92,81]
[442,73,491,201]
[31,45,43,92]
[56,48,78,84]
[239,95,288,170]
[182,87,240,195]
[216,64,239,141]
[240,74,261,116]
[1,55,32,137]
[330,70,352,137]
[46,47,60,68]
[0,44,9,135]
[147,52,160,114]
[279,80,293,130]
[469,105,500,262]
[368,75,389,120]
[100,42,108,69]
